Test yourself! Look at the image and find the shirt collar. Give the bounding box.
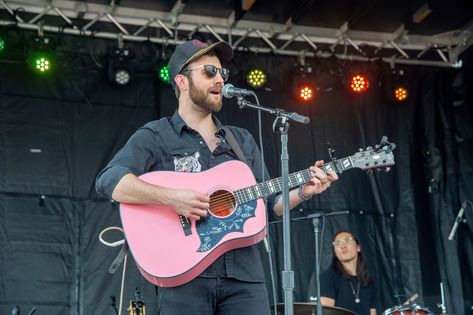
[170,110,225,136]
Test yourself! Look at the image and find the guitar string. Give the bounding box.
[206,170,314,207]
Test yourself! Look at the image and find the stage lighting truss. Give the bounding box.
[108,47,134,86]
[0,0,469,69]
[246,69,266,88]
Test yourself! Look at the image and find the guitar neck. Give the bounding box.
[235,156,355,204]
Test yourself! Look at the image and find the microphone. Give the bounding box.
[222,84,253,98]
[448,201,467,240]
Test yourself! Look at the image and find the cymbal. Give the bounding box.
[271,302,357,315]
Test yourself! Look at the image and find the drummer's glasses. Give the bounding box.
[182,65,230,82]
[333,237,354,248]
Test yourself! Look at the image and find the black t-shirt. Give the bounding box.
[320,268,375,315]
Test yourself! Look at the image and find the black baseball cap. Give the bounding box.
[168,39,233,89]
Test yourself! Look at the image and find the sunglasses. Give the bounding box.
[332,237,354,248]
[182,64,230,81]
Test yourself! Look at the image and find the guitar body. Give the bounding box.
[120,160,267,288]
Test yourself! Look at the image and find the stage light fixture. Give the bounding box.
[387,68,410,103]
[350,74,369,93]
[33,55,51,72]
[292,54,318,103]
[0,37,4,53]
[159,64,170,84]
[298,84,314,102]
[27,36,55,75]
[394,86,409,102]
[108,47,134,86]
[246,69,266,88]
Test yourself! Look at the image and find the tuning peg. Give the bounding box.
[358,148,364,152]
[385,167,391,172]
[377,168,381,172]
[366,146,373,150]
[366,169,373,174]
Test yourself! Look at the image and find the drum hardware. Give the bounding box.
[402,294,419,305]
[272,303,356,315]
[382,303,434,315]
[437,282,447,314]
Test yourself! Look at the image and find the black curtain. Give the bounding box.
[0,33,472,315]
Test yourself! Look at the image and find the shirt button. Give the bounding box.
[199,141,203,144]
[210,155,214,159]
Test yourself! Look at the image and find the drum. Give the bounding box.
[382,304,433,315]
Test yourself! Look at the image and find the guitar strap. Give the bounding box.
[222,126,249,166]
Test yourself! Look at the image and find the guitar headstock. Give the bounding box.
[350,136,396,172]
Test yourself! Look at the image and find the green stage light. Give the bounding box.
[33,56,51,73]
[0,37,4,53]
[159,65,170,83]
[246,69,266,88]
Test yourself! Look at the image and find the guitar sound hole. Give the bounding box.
[209,189,236,217]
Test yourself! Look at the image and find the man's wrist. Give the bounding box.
[297,185,311,201]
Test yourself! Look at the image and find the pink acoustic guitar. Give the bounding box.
[120,138,396,287]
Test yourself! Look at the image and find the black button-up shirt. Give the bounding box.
[96,111,277,282]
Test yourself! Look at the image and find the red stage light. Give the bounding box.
[297,84,314,101]
[350,74,369,93]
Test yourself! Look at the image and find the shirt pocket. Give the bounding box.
[169,147,202,173]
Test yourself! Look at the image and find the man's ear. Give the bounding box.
[175,74,188,92]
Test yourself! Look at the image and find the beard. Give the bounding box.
[188,77,222,113]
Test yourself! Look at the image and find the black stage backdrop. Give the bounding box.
[0,36,472,315]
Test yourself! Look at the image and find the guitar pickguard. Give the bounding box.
[196,200,257,252]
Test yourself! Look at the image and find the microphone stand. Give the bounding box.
[293,210,350,315]
[237,97,310,315]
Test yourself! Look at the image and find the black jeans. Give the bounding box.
[158,277,270,315]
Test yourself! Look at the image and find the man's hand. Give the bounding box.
[301,160,338,196]
[167,189,210,221]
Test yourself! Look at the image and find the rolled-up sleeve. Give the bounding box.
[95,126,157,199]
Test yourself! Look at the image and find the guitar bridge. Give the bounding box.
[179,215,192,236]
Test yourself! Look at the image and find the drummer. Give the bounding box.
[320,230,377,315]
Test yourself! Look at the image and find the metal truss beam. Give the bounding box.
[1,0,471,68]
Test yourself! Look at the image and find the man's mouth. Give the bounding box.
[209,88,221,95]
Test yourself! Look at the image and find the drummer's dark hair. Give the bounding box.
[330,230,373,287]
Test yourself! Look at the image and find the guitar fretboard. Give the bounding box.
[234,157,354,204]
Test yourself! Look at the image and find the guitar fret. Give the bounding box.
[235,163,354,204]
[268,181,275,193]
[247,187,254,200]
[288,176,293,187]
[341,158,352,170]
[255,184,262,198]
[323,162,334,173]
[253,185,259,198]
